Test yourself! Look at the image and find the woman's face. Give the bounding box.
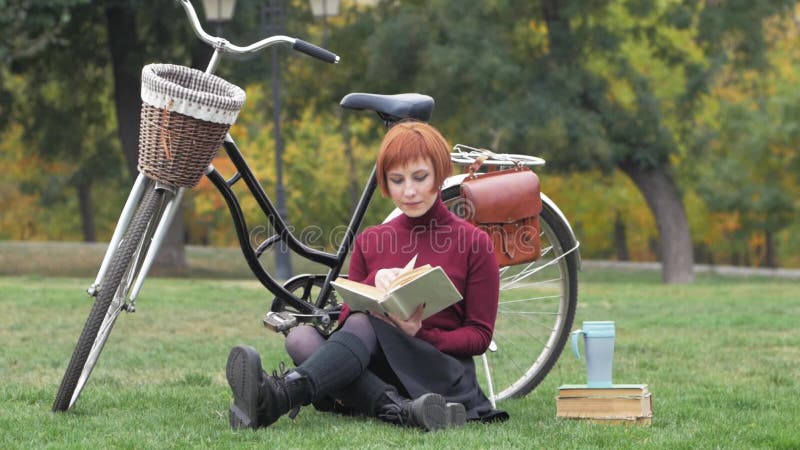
[387,157,438,218]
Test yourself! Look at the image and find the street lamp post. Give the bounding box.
[202,0,237,36]
[308,0,340,47]
[203,0,293,280]
[259,0,347,281]
[263,0,292,280]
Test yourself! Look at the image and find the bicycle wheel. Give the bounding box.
[441,186,579,400]
[52,186,165,412]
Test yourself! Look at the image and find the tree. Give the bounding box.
[101,0,215,269]
[518,0,793,281]
[324,0,796,283]
[5,1,125,242]
[3,0,215,267]
[692,11,800,266]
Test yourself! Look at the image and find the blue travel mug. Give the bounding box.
[571,321,615,388]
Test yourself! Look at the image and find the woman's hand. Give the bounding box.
[371,304,425,337]
[375,267,403,292]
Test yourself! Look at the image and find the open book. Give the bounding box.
[332,255,462,320]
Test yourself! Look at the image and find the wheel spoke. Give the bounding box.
[499,310,560,315]
[399,187,578,403]
[499,294,562,304]
[499,242,579,290]
[481,203,578,400]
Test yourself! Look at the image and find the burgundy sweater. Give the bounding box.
[340,197,500,358]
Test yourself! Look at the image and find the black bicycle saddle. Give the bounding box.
[339,93,435,123]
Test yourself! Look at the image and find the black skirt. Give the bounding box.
[365,316,508,422]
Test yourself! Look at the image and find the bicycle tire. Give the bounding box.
[52,187,164,412]
[440,186,579,400]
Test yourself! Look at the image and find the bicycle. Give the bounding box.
[52,0,581,413]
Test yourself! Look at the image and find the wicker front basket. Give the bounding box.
[137,64,246,188]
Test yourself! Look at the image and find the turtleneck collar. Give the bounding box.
[397,194,451,229]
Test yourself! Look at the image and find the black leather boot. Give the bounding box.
[226,345,312,429]
[376,390,467,431]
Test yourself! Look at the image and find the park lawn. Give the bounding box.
[1,271,799,449]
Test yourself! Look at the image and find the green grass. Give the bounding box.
[2,270,799,449]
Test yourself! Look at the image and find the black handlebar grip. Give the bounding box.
[293,39,340,64]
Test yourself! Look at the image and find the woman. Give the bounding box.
[225,121,508,431]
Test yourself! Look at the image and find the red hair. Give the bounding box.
[376,122,453,197]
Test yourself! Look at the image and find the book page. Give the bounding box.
[401,254,418,273]
[331,278,388,316]
[382,266,461,320]
[332,256,461,321]
[558,384,648,398]
[385,255,419,291]
[388,264,433,290]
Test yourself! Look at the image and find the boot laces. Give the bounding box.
[377,391,411,425]
[378,403,407,425]
[270,361,289,378]
[269,362,303,420]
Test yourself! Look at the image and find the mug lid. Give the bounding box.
[582,321,615,337]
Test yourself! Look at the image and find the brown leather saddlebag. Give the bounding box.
[460,164,542,267]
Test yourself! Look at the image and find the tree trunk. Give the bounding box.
[541,0,577,64]
[620,164,694,283]
[764,230,777,268]
[105,4,140,180]
[106,4,186,270]
[154,207,187,271]
[77,181,96,242]
[613,210,629,261]
[190,37,214,71]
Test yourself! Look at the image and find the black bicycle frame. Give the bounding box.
[206,135,378,317]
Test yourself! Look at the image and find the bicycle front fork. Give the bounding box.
[88,173,185,304]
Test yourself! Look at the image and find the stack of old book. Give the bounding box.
[556,384,653,425]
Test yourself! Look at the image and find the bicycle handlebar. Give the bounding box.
[292,38,339,64]
[176,0,340,64]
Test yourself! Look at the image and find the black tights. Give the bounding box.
[285,312,377,365]
[285,313,395,415]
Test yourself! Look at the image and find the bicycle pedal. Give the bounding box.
[262,311,298,333]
